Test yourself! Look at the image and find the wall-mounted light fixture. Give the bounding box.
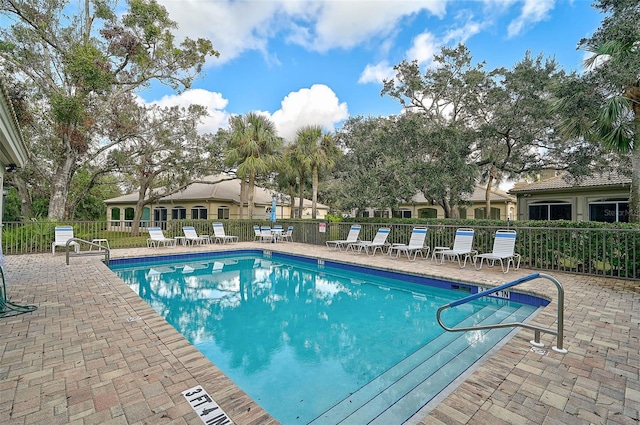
[5,164,18,173]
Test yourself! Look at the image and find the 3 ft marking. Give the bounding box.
[182,385,234,425]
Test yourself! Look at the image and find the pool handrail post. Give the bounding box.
[65,238,111,266]
[436,272,567,354]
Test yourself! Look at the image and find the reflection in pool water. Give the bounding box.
[112,253,539,424]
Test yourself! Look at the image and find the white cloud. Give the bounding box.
[406,14,484,66]
[269,84,349,142]
[158,0,279,65]
[442,19,483,45]
[149,89,230,135]
[289,1,447,52]
[361,11,484,83]
[407,31,439,66]
[507,0,555,38]
[358,61,395,84]
[158,0,448,63]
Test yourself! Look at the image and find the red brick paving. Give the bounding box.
[1,242,638,424]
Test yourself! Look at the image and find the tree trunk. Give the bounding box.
[298,174,305,218]
[47,155,75,220]
[239,179,246,219]
[288,184,295,219]
[248,172,255,219]
[485,173,494,219]
[312,166,318,219]
[442,197,452,218]
[449,202,460,219]
[131,183,150,237]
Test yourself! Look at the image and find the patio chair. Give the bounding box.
[388,227,429,261]
[212,222,239,244]
[147,227,177,248]
[253,225,262,241]
[474,229,520,273]
[326,224,361,251]
[182,226,210,245]
[347,227,391,256]
[52,226,80,255]
[432,228,477,268]
[259,226,275,243]
[272,225,284,242]
[280,226,294,242]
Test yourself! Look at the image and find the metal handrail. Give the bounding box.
[65,238,110,266]
[436,272,567,353]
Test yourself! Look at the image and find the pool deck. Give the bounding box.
[1,242,638,425]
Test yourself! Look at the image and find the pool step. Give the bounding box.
[308,303,534,425]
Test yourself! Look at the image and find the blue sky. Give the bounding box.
[145,0,604,141]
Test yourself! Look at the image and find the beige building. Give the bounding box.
[104,174,329,230]
[356,185,517,220]
[509,171,631,222]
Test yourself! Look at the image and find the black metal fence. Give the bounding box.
[2,220,638,280]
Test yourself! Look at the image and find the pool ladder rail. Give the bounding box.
[437,272,567,353]
[64,237,111,266]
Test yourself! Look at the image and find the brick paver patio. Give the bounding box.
[1,242,638,424]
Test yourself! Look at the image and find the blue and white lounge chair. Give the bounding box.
[474,229,520,273]
[253,225,262,241]
[280,226,294,242]
[326,224,361,251]
[347,227,391,256]
[52,226,80,255]
[388,227,429,261]
[147,227,177,248]
[259,226,274,243]
[212,222,238,244]
[433,228,476,268]
[183,226,210,245]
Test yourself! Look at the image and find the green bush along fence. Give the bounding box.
[1,220,638,280]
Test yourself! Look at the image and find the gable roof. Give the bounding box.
[407,185,515,204]
[509,171,631,194]
[104,174,328,208]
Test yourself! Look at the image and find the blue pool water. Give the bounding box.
[110,251,545,424]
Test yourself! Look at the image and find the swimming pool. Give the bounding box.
[110,250,546,424]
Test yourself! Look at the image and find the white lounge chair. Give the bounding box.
[182,226,210,245]
[253,225,262,241]
[147,227,177,248]
[52,226,80,255]
[474,229,520,273]
[280,226,294,242]
[347,227,391,256]
[326,224,361,251]
[388,227,429,261]
[432,228,477,268]
[212,222,238,244]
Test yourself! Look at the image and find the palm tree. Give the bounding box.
[275,149,299,218]
[581,40,640,222]
[290,125,340,219]
[225,112,281,219]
